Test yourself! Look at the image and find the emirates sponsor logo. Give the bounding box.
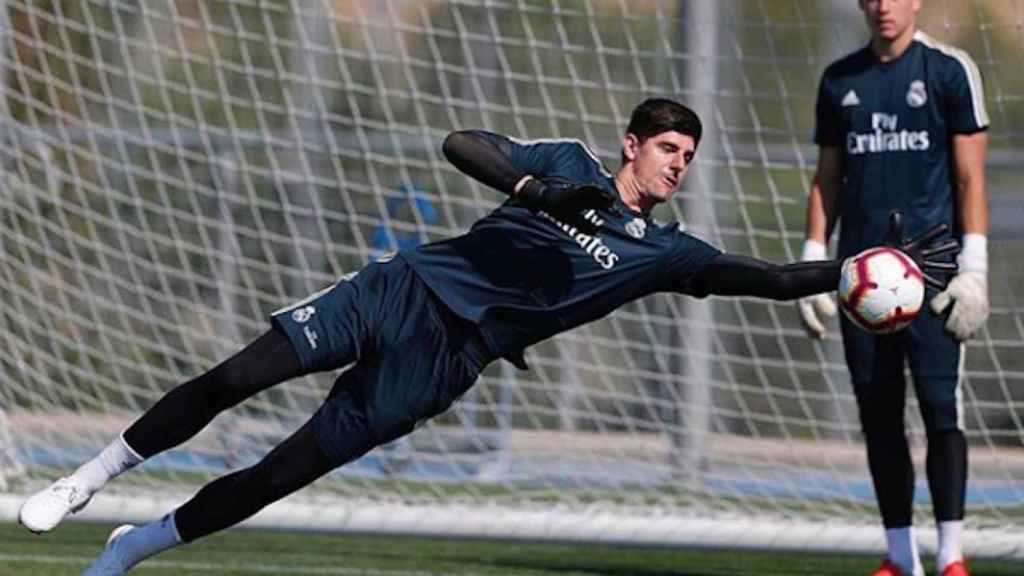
[847,113,930,154]
[542,210,620,270]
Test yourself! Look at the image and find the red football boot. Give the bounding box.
[940,560,971,576]
[870,559,904,576]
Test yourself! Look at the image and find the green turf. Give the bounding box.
[2,521,1022,576]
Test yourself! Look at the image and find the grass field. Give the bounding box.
[2,522,1023,576]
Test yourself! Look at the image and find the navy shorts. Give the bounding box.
[271,255,493,466]
[841,298,963,433]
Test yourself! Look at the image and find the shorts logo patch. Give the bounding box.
[303,325,319,349]
[292,305,316,323]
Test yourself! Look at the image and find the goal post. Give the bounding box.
[2,0,1023,559]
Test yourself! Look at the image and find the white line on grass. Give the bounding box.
[0,553,463,575]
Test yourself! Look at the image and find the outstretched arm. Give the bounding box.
[691,253,841,301]
[691,217,959,301]
[442,130,526,197]
[442,130,616,230]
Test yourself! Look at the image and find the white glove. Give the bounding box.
[930,233,989,341]
[797,240,836,340]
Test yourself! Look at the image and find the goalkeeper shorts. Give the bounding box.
[271,255,493,466]
[840,305,962,433]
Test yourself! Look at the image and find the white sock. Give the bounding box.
[117,512,183,569]
[71,433,144,493]
[936,520,964,572]
[886,526,924,576]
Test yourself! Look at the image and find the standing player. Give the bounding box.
[20,98,953,575]
[797,1,989,575]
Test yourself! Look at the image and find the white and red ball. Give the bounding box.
[839,247,925,334]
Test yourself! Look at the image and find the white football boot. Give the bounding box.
[19,476,94,533]
[82,524,136,576]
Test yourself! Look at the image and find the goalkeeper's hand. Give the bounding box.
[797,239,836,340]
[884,211,960,290]
[930,233,989,341]
[516,177,617,233]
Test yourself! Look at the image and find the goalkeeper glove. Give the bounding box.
[516,176,617,233]
[884,211,960,290]
[797,239,836,340]
[930,233,989,341]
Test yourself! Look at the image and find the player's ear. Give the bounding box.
[621,133,640,162]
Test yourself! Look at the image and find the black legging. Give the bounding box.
[173,419,333,542]
[123,329,303,457]
[122,329,335,542]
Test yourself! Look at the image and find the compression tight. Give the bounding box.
[865,428,916,528]
[866,429,968,527]
[123,329,303,458]
[173,419,334,542]
[927,429,968,522]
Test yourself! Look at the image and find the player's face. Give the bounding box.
[859,0,921,41]
[622,130,696,204]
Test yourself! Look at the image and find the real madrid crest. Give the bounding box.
[906,80,927,108]
[291,305,316,323]
[625,217,647,239]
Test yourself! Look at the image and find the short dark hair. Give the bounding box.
[625,98,702,147]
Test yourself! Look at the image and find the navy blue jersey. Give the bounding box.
[815,31,988,258]
[401,135,721,363]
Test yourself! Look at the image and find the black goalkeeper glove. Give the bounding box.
[885,211,960,290]
[517,177,618,234]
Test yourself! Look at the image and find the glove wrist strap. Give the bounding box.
[516,177,547,211]
[513,175,534,195]
[959,233,987,275]
[801,239,827,262]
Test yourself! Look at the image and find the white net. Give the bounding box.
[2,0,1023,557]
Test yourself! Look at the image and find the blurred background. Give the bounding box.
[1,0,1021,557]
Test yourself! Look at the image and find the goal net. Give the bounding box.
[2,0,1022,557]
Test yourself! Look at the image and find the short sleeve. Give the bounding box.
[943,52,989,134]
[504,137,610,183]
[814,72,841,146]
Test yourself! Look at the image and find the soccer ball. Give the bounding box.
[839,247,925,334]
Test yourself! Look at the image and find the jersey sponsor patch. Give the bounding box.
[847,113,930,155]
[543,210,620,270]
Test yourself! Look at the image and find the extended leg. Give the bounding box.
[124,329,302,457]
[83,421,335,575]
[19,329,303,534]
[174,420,333,541]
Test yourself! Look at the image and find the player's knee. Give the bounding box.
[917,383,960,433]
[239,461,304,502]
[369,410,417,447]
[199,362,255,411]
[856,398,905,436]
[920,404,961,434]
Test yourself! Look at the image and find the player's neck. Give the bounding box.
[870,27,916,62]
[613,169,653,215]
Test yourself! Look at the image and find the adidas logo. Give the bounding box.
[841,90,860,107]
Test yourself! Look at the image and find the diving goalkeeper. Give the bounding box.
[19,98,955,576]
